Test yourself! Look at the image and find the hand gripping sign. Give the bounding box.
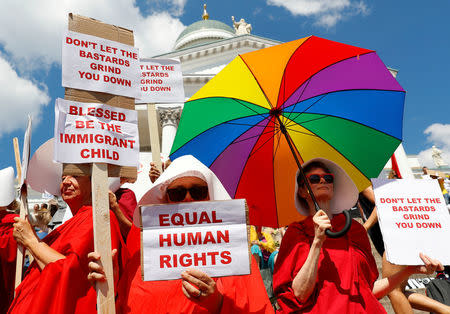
[372,178,450,265]
[140,199,251,281]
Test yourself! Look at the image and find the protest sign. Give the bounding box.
[140,199,250,281]
[372,178,450,265]
[136,58,185,103]
[62,30,141,98]
[54,98,139,167]
[61,14,140,313]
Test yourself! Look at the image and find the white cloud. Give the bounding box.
[0,0,185,72]
[0,56,50,136]
[417,123,450,167]
[266,0,369,27]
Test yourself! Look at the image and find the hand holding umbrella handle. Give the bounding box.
[325,210,352,238]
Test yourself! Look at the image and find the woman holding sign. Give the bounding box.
[9,172,125,314]
[273,158,444,313]
[88,155,273,313]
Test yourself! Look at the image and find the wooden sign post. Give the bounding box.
[62,14,138,313]
[147,104,163,173]
[14,115,32,291]
[13,138,25,291]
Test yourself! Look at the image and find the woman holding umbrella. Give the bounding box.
[273,158,443,313]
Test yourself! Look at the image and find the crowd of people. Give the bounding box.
[0,154,449,313]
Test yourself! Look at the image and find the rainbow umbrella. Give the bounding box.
[170,36,405,228]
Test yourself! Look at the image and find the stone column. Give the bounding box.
[159,106,182,157]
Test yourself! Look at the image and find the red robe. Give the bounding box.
[0,211,18,313]
[116,225,274,313]
[115,188,137,222]
[8,206,125,314]
[273,214,386,313]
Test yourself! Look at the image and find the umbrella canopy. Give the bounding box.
[170,35,405,228]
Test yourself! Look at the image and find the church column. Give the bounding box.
[159,106,182,158]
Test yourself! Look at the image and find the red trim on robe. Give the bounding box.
[0,211,18,313]
[273,214,386,313]
[116,225,274,313]
[8,206,126,314]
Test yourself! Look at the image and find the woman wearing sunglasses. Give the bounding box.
[273,158,443,313]
[88,155,273,313]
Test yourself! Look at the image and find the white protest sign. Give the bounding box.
[54,98,139,167]
[136,58,185,103]
[372,178,450,265]
[20,115,32,185]
[62,30,141,98]
[140,199,250,281]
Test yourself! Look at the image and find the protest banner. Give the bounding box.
[372,178,450,265]
[14,116,32,290]
[54,98,139,167]
[136,58,185,104]
[60,14,139,313]
[140,199,250,281]
[62,30,140,99]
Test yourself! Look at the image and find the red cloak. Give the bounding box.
[8,206,125,314]
[0,211,18,313]
[273,214,386,313]
[116,225,274,313]
[115,188,137,222]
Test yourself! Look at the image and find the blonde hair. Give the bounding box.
[34,209,52,231]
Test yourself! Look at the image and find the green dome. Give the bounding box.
[176,19,234,46]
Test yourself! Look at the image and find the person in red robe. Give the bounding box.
[89,155,274,313]
[273,158,444,313]
[0,166,19,313]
[9,175,125,314]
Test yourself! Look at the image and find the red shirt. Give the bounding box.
[273,214,386,313]
[0,211,18,313]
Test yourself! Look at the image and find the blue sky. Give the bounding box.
[0,0,449,173]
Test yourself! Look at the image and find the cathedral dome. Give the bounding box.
[174,7,235,50]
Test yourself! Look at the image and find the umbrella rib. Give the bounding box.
[283,78,312,121]
[293,123,373,182]
[247,128,280,160]
[231,98,274,125]
[223,121,277,130]
[282,127,320,138]
[272,128,283,160]
[284,94,327,128]
[284,115,330,130]
[231,129,279,145]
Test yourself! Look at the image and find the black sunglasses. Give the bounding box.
[306,173,334,184]
[166,185,209,202]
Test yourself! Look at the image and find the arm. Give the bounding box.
[372,253,444,299]
[291,210,330,302]
[109,191,132,237]
[360,186,379,230]
[13,217,65,270]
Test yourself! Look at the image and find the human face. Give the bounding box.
[166,176,210,203]
[60,175,92,210]
[298,167,334,202]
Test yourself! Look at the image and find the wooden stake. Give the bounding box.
[147,104,162,172]
[13,138,21,181]
[13,140,25,291]
[91,163,115,314]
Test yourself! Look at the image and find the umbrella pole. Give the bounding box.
[274,115,352,238]
[275,115,321,212]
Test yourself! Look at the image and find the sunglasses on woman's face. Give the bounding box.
[166,185,209,202]
[306,173,334,184]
